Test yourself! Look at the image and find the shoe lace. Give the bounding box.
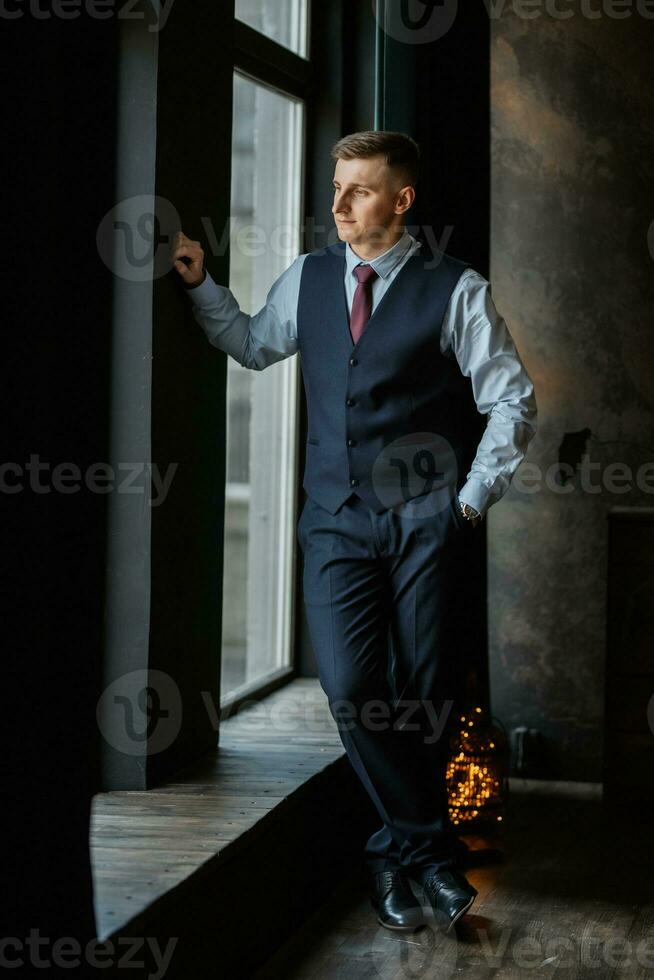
[424,869,469,902]
[376,869,402,898]
[423,875,442,902]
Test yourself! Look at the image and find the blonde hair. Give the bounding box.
[331,130,420,189]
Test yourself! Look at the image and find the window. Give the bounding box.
[221,74,305,700]
[235,0,310,58]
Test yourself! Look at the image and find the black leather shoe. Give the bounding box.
[422,869,478,932]
[370,869,425,931]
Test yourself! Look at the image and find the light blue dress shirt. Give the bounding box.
[185,230,537,518]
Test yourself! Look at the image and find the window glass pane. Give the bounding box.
[221,72,304,700]
[235,0,309,58]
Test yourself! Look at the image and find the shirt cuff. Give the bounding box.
[458,478,492,519]
[182,269,222,307]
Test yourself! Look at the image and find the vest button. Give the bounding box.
[346,397,356,407]
[349,357,358,366]
[347,438,356,447]
[350,478,359,487]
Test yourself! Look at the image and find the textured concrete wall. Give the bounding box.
[489,12,654,780]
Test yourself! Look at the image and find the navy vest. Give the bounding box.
[297,238,478,515]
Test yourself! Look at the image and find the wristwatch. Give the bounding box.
[459,499,482,527]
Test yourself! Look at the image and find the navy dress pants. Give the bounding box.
[297,489,473,882]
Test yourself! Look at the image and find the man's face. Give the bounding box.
[331,155,412,247]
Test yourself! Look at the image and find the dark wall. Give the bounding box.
[6,19,116,957]
[414,7,491,277]
[412,6,492,710]
[365,4,492,709]
[489,13,654,779]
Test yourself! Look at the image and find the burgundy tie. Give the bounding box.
[349,263,379,344]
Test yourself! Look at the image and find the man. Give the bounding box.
[172,131,537,933]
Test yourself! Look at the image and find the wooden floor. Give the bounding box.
[254,781,654,979]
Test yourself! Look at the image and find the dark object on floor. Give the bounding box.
[511,725,546,775]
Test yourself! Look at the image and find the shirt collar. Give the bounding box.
[345,229,420,281]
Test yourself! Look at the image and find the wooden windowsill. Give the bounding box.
[90,678,343,940]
